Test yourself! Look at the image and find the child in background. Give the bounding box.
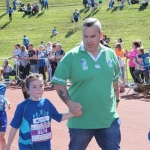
[5,73,80,150]
[8,7,13,21]
[98,0,102,8]
[115,43,126,86]
[52,27,59,36]
[0,83,11,150]
[46,42,52,82]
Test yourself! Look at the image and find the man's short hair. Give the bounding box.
[28,43,33,47]
[56,43,62,49]
[82,18,102,33]
[52,42,57,48]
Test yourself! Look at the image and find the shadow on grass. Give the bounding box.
[36,11,45,18]
[91,9,99,16]
[65,29,77,38]
[0,12,7,19]
[84,8,90,13]
[111,6,119,12]
[0,21,11,30]
[22,13,26,18]
[83,12,93,20]
[79,8,85,14]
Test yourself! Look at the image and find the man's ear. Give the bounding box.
[100,31,103,40]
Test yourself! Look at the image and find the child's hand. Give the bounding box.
[75,107,82,116]
[7,102,11,109]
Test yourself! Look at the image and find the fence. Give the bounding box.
[0,57,52,86]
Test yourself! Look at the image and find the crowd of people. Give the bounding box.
[100,33,150,94]
[0,35,65,91]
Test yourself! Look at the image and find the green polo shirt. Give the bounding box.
[51,43,121,129]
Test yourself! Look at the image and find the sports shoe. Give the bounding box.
[132,90,138,95]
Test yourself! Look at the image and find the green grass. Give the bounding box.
[0,0,150,80]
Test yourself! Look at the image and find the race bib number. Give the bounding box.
[30,116,51,142]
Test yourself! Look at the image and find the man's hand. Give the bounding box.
[67,101,82,116]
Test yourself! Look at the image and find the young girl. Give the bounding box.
[5,73,77,150]
[115,43,126,86]
[0,81,11,150]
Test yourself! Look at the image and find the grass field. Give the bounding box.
[0,0,150,80]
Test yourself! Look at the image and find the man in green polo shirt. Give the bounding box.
[51,18,121,150]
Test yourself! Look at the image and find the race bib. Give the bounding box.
[30,116,51,142]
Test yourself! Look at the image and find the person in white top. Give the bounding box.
[3,59,12,84]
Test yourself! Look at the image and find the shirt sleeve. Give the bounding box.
[48,101,62,122]
[51,52,72,86]
[10,104,24,129]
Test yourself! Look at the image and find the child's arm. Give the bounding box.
[61,112,74,121]
[5,127,18,150]
[4,97,11,109]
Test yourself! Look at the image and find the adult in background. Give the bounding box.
[23,35,30,50]
[72,9,81,30]
[18,45,30,79]
[52,18,121,150]
[125,41,141,92]
[26,43,38,73]
[55,43,65,64]
[12,0,16,11]
[24,3,32,15]
[3,59,12,84]
[91,0,95,11]
[120,0,130,7]
[83,0,88,8]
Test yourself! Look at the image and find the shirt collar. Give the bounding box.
[79,41,107,53]
[79,41,107,62]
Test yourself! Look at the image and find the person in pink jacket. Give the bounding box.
[125,41,141,84]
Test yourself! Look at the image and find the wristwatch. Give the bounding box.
[116,98,120,103]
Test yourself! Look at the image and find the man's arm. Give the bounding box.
[54,83,82,116]
[113,81,120,108]
[55,55,63,61]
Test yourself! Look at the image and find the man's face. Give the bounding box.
[82,25,102,53]
[28,45,33,50]
[56,45,61,51]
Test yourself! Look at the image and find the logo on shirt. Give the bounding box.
[106,59,113,67]
[81,59,88,70]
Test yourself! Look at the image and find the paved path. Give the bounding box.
[5,86,150,150]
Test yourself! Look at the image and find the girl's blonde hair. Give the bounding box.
[20,45,26,52]
[0,67,4,74]
[22,73,43,99]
